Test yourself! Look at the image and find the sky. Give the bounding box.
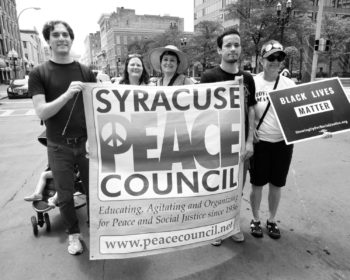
[16,0,194,55]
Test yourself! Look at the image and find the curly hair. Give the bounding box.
[42,20,74,41]
[119,55,150,85]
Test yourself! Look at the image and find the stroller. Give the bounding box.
[30,131,87,237]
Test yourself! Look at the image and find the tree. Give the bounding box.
[128,38,157,55]
[151,25,183,48]
[224,0,313,73]
[188,21,224,73]
[320,14,350,77]
[126,25,185,75]
[129,21,223,76]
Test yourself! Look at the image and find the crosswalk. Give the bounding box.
[0,89,348,117]
[0,109,36,117]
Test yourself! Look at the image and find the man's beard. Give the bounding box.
[225,57,238,64]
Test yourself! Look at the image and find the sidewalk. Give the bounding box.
[0,84,8,99]
[1,134,350,280]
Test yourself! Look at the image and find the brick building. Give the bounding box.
[81,31,101,70]
[20,29,45,74]
[0,0,23,84]
[97,7,184,77]
[194,0,239,28]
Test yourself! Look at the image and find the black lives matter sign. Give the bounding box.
[268,78,350,144]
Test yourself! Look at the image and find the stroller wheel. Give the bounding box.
[31,216,38,237]
[44,213,51,232]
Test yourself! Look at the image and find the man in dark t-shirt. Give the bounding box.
[201,28,256,244]
[201,67,256,139]
[29,20,96,256]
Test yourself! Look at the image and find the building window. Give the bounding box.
[225,0,237,5]
[23,41,27,48]
[0,39,4,55]
[194,0,204,6]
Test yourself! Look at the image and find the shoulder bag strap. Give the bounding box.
[256,75,280,131]
[166,73,179,86]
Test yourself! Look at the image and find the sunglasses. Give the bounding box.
[261,42,283,57]
[128,53,142,58]
[266,54,284,62]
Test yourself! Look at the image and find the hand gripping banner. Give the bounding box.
[83,80,245,259]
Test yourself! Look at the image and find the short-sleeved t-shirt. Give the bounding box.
[200,66,257,138]
[29,60,96,142]
[254,73,296,142]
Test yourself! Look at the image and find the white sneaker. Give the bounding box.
[231,231,245,243]
[211,239,223,246]
[68,233,83,255]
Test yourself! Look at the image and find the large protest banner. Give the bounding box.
[268,78,350,145]
[83,80,245,259]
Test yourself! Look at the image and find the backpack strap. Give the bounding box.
[160,73,179,86]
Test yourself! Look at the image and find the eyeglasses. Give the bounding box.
[128,54,142,58]
[266,54,284,62]
[51,32,70,39]
[261,42,283,57]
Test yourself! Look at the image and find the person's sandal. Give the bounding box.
[250,220,263,238]
[266,220,281,239]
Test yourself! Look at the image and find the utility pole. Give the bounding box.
[310,0,324,81]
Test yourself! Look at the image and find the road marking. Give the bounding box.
[0,100,32,105]
[25,109,36,115]
[0,109,36,117]
[0,109,15,116]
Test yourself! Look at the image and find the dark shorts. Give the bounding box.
[249,140,293,187]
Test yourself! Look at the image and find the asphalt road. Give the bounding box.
[0,90,349,280]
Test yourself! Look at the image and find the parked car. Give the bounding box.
[7,76,29,99]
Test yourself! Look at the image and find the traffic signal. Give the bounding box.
[314,39,319,51]
[325,40,331,52]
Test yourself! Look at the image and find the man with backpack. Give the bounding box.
[29,20,96,255]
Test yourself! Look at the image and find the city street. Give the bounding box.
[0,88,349,280]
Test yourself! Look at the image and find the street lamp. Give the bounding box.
[17,7,41,77]
[7,49,19,79]
[276,0,292,44]
[115,56,121,77]
[17,7,41,22]
[180,37,190,75]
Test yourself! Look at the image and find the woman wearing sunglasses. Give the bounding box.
[249,40,296,240]
[149,45,193,86]
[119,54,150,85]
